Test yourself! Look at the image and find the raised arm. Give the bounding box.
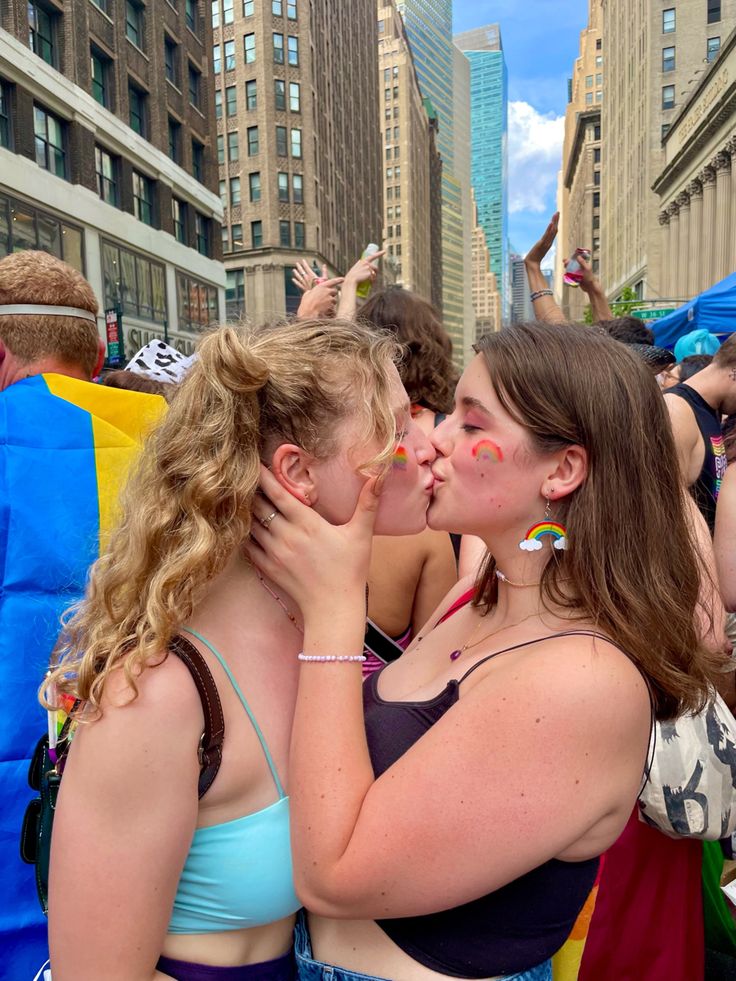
[524,214,566,324]
[578,254,614,323]
[336,250,386,321]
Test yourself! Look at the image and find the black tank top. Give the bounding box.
[363,627,603,979]
[668,383,726,533]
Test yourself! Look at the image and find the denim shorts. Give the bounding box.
[294,913,552,981]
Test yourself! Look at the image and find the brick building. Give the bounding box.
[0,0,224,355]
[214,0,382,320]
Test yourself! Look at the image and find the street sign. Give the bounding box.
[631,308,676,321]
[105,307,124,366]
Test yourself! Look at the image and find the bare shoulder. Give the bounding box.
[664,389,698,432]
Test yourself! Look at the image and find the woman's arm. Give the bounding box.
[247,470,648,921]
[49,656,203,981]
[715,465,736,612]
[410,530,458,635]
[336,250,386,321]
[524,214,566,325]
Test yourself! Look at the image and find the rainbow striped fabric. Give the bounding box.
[0,373,164,979]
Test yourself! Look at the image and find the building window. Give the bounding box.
[251,220,262,247]
[596,38,602,50]
[224,39,235,70]
[168,117,181,162]
[133,171,155,226]
[246,79,257,109]
[290,128,301,158]
[164,35,179,86]
[188,64,201,108]
[287,0,296,18]
[231,223,242,248]
[273,33,284,63]
[213,44,221,74]
[103,239,167,322]
[585,75,593,88]
[595,54,603,67]
[593,191,600,208]
[226,84,237,116]
[177,272,217,331]
[0,82,10,149]
[289,81,300,112]
[708,0,721,23]
[278,171,289,202]
[661,123,672,139]
[273,0,282,11]
[33,104,66,179]
[662,46,675,72]
[222,224,229,252]
[662,84,675,109]
[585,92,593,105]
[126,0,144,49]
[228,131,239,161]
[95,146,118,205]
[244,0,254,13]
[276,125,287,155]
[662,8,675,33]
[594,147,601,163]
[217,133,224,163]
[226,269,245,319]
[91,0,110,12]
[247,125,259,155]
[249,171,261,201]
[279,220,290,247]
[129,83,147,136]
[594,124,601,140]
[244,33,256,63]
[90,49,111,108]
[186,0,197,31]
[211,0,219,28]
[192,139,204,181]
[229,176,240,206]
[275,79,286,110]
[595,90,602,102]
[172,197,187,244]
[28,1,57,67]
[707,36,721,61]
[215,90,222,118]
[219,178,226,206]
[195,213,210,255]
[593,214,600,230]
[292,173,303,204]
[593,170,601,186]
[293,222,304,249]
[222,0,234,23]
[287,36,298,66]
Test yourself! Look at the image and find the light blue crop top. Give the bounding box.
[168,628,301,934]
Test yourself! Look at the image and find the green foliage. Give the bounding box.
[610,286,639,318]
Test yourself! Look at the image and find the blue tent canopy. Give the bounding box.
[652,271,736,349]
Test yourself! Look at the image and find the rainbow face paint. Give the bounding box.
[472,440,504,464]
[392,445,408,470]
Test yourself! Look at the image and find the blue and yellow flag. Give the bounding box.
[0,373,164,979]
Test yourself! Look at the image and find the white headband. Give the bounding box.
[0,304,97,323]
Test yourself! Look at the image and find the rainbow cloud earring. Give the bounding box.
[519,499,567,552]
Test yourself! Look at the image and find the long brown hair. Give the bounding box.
[474,321,722,720]
[47,319,398,715]
[360,286,459,414]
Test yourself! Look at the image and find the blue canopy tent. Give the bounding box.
[653,271,736,349]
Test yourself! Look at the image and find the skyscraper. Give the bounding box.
[396,0,473,364]
[215,0,383,320]
[455,24,509,323]
[471,190,501,338]
[510,252,533,324]
[0,0,224,356]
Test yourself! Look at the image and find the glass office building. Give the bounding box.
[455,24,509,321]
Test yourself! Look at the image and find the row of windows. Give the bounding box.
[215,79,300,117]
[217,124,302,157]
[662,3,721,34]
[213,0,297,26]
[219,170,303,204]
[214,33,299,71]
[0,191,84,272]
[585,73,603,88]
[91,43,202,116]
[662,37,721,73]
[585,90,602,106]
[223,218,304,250]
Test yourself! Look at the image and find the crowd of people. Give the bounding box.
[0,207,735,981]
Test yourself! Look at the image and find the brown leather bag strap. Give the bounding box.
[169,634,225,798]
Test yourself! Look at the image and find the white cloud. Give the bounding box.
[508,101,565,216]
[519,539,543,552]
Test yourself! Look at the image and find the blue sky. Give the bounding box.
[454,0,589,257]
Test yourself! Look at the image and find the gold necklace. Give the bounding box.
[495,570,542,589]
[448,612,534,662]
[255,571,303,634]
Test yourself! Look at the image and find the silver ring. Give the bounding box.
[260,511,278,529]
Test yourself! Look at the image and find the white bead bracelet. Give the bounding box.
[297,653,367,663]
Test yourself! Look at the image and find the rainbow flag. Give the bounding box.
[552,861,603,981]
[0,373,164,979]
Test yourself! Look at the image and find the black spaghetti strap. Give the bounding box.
[456,630,618,685]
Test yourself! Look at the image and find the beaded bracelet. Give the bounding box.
[298,653,367,663]
[530,289,554,302]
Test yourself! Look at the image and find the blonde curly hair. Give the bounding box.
[46,318,399,715]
